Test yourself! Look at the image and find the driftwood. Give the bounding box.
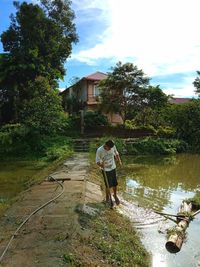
[165,201,192,253]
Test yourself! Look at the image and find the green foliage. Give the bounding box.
[64,94,84,114]
[124,119,137,129]
[99,61,150,121]
[156,126,176,138]
[19,76,68,135]
[145,85,169,109]
[170,99,200,150]
[0,0,78,123]
[124,119,156,133]
[90,137,126,155]
[0,123,73,158]
[45,145,72,161]
[84,111,109,128]
[99,62,169,124]
[0,124,30,154]
[193,71,200,97]
[63,254,81,266]
[79,207,150,267]
[126,138,188,155]
[32,135,73,159]
[185,194,200,210]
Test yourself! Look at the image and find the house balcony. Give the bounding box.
[87,94,101,105]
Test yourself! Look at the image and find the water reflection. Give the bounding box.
[118,153,200,267]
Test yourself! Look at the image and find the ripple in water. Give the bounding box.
[117,197,164,229]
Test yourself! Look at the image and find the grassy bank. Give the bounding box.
[74,204,151,267]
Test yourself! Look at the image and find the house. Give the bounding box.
[61,71,123,124]
[169,97,191,104]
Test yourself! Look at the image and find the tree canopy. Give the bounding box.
[0,0,78,123]
[170,100,200,150]
[99,62,168,122]
[193,71,200,97]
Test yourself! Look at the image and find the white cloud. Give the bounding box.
[72,0,200,77]
[162,76,197,97]
[163,85,196,98]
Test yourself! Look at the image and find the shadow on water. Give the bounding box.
[118,153,200,267]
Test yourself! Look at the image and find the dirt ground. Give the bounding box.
[0,153,104,267]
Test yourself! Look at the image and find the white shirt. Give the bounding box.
[96,145,119,171]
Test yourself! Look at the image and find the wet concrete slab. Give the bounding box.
[0,153,104,267]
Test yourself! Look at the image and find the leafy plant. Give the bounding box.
[125,137,188,155]
[63,253,81,266]
[84,111,109,128]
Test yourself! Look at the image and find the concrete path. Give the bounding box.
[0,153,103,267]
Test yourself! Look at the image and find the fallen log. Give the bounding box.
[165,201,192,253]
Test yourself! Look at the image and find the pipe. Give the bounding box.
[0,176,65,263]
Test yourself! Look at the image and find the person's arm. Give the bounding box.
[113,146,122,166]
[115,154,122,166]
[96,161,104,168]
[96,148,104,168]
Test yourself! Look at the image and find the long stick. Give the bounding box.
[154,210,181,218]
[192,209,200,217]
[103,169,114,208]
[155,208,200,219]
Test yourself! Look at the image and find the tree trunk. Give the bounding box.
[165,202,192,253]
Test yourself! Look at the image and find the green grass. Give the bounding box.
[76,204,150,267]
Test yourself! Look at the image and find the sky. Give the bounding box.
[0,0,200,97]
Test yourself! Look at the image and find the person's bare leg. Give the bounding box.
[113,187,120,205]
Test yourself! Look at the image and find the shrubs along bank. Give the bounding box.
[90,137,189,156]
[0,124,73,160]
[124,138,188,155]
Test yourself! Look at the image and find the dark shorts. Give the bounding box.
[102,169,118,188]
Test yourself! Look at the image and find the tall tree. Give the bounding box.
[19,76,65,135]
[99,61,150,122]
[170,100,200,150]
[132,85,169,126]
[0,0,78,123]
[193,71,200,97]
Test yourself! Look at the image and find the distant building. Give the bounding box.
[60,71,123,124]
[169,97,191,104]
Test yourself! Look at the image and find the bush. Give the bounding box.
[90,137,126,155]
[84,111,109,128]
[124,120,136,129]
[156,126,176,138]
[45,145,72,161]
[0,123,73,158]
[170,100,200,151]
[124,120,156,134]
[20,77,67,136]
[0,124,30,154]
[126,138,189,155]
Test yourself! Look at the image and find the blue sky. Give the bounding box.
[1,0,200,97]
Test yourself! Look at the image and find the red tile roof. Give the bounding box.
[169,97,191,104]
[84,71,107,81]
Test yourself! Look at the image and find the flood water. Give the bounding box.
[0,161,47,204]
[118,154,200,267]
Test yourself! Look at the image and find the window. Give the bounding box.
[94,84,100,96]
